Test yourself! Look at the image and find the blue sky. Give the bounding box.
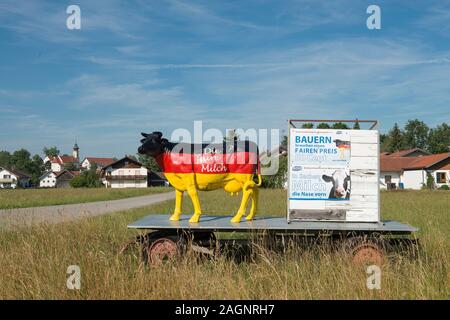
[1,0,450,158]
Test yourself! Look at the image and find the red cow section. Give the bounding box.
[155,152,259,174]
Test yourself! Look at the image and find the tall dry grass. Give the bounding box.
[0,189,448,299]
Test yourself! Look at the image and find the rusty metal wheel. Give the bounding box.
[352,242,383,266]
[147,237,180,265]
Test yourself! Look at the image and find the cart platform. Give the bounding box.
[128,215,418,235]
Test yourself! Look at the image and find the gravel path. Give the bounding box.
[0,191,175,229]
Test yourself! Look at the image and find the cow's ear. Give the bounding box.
[152,131,163,139]
[322,175,333,182]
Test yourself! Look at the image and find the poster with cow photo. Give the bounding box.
[288,129,352,221]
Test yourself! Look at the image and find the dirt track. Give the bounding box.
[0,192,174,229]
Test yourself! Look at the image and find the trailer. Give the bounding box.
[127,214,418,264]
[126,120,419,265]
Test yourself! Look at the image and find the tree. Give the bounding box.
[385,123,406,153]
[353,119,361,130]
[332,122,349,129]
[404,119,429,150]
[428,123,450,153]
[137,154,161,172]
[317,123,331,129]
[11,149,31,172]
[261,154,287,188]
[301,123,314,129]
[261,135,288,188]
[64,162,78,171]
[0,151,11,167]
[43,146,60,158]
[69,169,102,188]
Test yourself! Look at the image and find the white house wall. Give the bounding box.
[39,172,57,188]
[379,171,402,189]
[403,170,425,190]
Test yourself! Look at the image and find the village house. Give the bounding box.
[80,157,115,171]
[43,143,80,172]
[39,170,79,188]
[380,148,450,189]
[101,156,150,188]
[0,167,31,189]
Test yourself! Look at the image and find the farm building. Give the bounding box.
[43,143,80,172]
[39,170,80,188]
[101,156,150,188]
[380,148,450,189]
[0,167,31,188]
[80,157,115,171]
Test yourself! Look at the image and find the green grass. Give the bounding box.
[0,187,170,209]
[0,189,448,299]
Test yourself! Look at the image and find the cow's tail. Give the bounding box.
[255,174,262,187]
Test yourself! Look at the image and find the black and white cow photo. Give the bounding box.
[322,170,351,199]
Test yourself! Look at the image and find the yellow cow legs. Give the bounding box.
[188,186,202,223]
[231,186,253,223]
[246,187,258,221]
[169,189,183,221]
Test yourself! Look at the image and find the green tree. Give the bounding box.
[301,123,314,129]
[11,149,31,172]
[353,120,361,130]
[69,169,102,188]
[43,146,60,158]
[137,154,161,172]
[0,151,12,167]
[29,155,44,185]
[428,123,450,153]
[261,155,287,188]
[332,122,349,129]
[404,119,429,150]
[317,123,331,129]
[64,162,78,171]
[385,123,406,152]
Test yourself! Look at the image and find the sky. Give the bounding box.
[1,0,450,158]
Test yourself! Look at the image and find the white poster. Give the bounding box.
[289,129,351,221]
[288,128,380,222]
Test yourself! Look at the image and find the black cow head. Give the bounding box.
[138,131,168,157]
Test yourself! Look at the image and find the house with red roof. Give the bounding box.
[80,157,115,171]
[43,143,80,172]
[380,148,450,189]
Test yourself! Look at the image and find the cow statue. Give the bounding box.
[138,132,262,223]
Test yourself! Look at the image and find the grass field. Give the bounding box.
[0,187,170,209]
[0,189,448,299]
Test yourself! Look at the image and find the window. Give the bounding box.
[3,174,11,179]
[436,172,447,184]
[385,175,392,184]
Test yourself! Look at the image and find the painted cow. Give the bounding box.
[322,169,351,199]
[138,132,262,223]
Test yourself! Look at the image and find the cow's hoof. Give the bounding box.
[230,216,241,223]
[169,214,181,221]
[189,215,200,223]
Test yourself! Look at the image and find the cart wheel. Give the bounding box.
[352,242,383,266]
[146,235,183,265]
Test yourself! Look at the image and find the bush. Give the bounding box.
[438,185,449,190]
[69,170,102,188]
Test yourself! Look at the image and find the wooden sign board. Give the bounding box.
[287,128,380,222]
